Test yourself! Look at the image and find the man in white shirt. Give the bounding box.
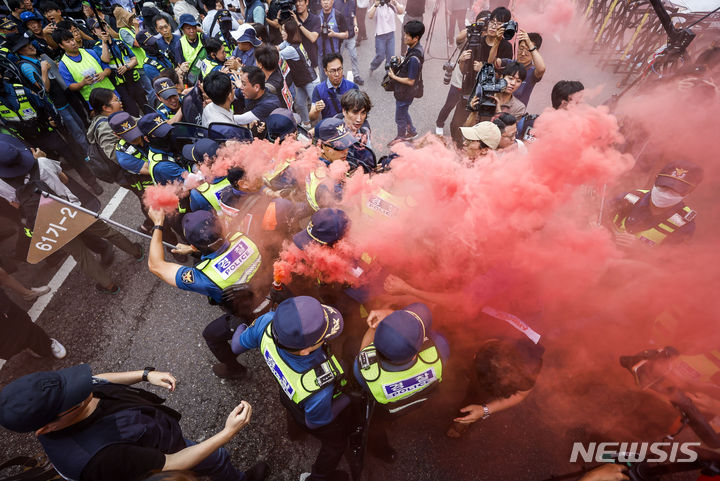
[170,0,201,23]
[202,68,281,127]
[368,0,403,75]
[201,0,242,37]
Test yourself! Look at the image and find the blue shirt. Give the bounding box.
[311,78,358,119]
[58,49,111,89]
[333,0,356,39]
[116,143,148,174]
[237,312,338,427]
[143,54,174,81]
[174,243,229,302]
[513,64,539,107]
[232,46,256,68]
[155,33,181,64]
[149,148,186,185]
[352,303,450,392]
[245,91,282,123]
[189,177,225,212]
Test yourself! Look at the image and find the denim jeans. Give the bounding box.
[295,78,320,123]
[395,99,414,137]
[137,69,154,105]
[370,31,395,72]
[340,36,360,78]
[183,438,247,481]
[58,106,89,153]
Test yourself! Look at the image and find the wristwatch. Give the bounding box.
[152,225,164,233]
[481,404,491,419]
[142,366,156,382]
[528,46,537,52]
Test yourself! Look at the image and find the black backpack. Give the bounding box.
[86,118,137,186]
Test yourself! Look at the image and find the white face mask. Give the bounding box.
[650,185,685,208]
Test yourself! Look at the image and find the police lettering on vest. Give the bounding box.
[195,178,231,212]
[196,232,261,289]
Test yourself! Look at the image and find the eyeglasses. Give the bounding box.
[110,97,122,104]
[326,67,343,75]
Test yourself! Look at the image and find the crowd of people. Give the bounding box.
[0,0,719,479]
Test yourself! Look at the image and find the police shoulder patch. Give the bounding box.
[181,269,195,284]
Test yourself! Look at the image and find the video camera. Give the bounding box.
[466,62,507,116]
[466,21,485,49]
[277,0,296,22]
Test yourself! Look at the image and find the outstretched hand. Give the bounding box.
[147,371,177,391]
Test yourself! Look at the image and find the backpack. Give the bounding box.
[86,118,126,184]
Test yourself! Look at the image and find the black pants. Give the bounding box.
[0,292,53,359]
[436,85,463,128]
[116,78,147,118]
[284,406,350,480]
[32,130,98,187]
[450,97,471,148]
[202,313,244,367]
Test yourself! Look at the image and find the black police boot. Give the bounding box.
[212,362,248,380]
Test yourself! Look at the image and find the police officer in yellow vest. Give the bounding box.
[354,303,449,463]
[184,138,231,212]
[609,160,703,248]
[137,113,188,185]
[153,77,184,123]
[230,296,354,481]
[174,14,207,85]
[54,28,115,102]
[147,208,266,379]
[306,118,356,211]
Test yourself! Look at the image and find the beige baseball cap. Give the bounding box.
[460,121,501,150]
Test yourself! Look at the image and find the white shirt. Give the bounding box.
[202,9,242,37]
[0,158,79,205]
[173,1,201,22]
[202,102,259,127]
[374,4,397,36]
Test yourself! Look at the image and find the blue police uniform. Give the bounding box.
[175,241,231,303]
[148,147,186,185]
[116,142,149,174]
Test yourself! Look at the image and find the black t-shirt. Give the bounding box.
[247,90,282,122]
[53,394,169,481]
[299,12,321,68]
[461,37,514,93]
[266,0,283,45]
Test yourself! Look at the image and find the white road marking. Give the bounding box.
[0,187,129,369]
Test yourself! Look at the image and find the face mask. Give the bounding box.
[650,185,684,208]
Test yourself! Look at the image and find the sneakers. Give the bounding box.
[132,243,145,261]
[354,76,365,86]
[50,338,67,359]
[387,136,406,147]
[212,362,248,380]
[23,286,51,301]
[406,128,418,140]
[245,462,269,481]
[435,126,444,136]
[300,471,348,481]
[95,283,120,294]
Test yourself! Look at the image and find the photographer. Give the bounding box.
[387,19,424,146]
[367,0,403,76]
[334,0,363,85]
[497,30,545,107]
[278,18,318,128]
[202,0,241,37]
[317,0,348,82]
[291,0,321,70]
[154,16,181,65]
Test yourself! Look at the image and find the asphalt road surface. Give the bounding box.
[0,5,699,481]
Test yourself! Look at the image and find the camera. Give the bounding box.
[502,20,518,40]
[466,21,485,49]
[381,56,401,91]
[378,0,389,5]
[442,61,454,85]
[386,56,401,71]
[277,0,296,22]
[321,23,330,36]
[467,62,507,117]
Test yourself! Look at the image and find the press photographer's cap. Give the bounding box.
[293,208,349,249]
[138,113,172,138]
[460,121,501,150]
[272,296,344,350]
[375,304,432,364]
[655,159,703,195]
[153,77,178,99]
[108,111,143,142]
[0,364,92,433]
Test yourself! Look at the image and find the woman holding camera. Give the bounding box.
[278,19,319,128]
[367,0,404,76]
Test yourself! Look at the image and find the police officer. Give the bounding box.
[137,112,188,185]
[306,117,355,211]
[136,31,175,81]
[608,159,703,248]
[200,37,228,77]
[354,304,449,462]
[0,61,103,195]
[153,76,184,122]
[147,209,271,379]
[0,364,269,481]
[230,296,352,481]
[185,138,231,212]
